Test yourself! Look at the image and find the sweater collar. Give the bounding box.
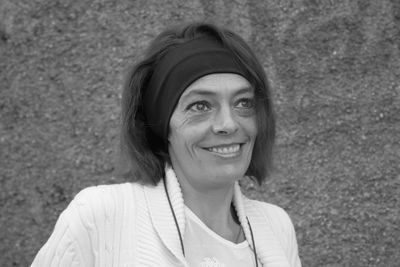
[144,167,290,267]
[143,167,186,264]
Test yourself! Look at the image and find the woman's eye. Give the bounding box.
[236,98,255,109]
[187,101,211,112]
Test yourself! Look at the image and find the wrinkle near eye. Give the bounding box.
[170,115,190,131]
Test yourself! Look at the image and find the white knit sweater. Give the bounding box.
[31,168,302,266]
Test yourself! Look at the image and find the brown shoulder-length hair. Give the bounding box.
[120,22,275,185]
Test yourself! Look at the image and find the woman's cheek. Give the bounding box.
[169,113,210,138]
[235,107,256,118]
[184,112,212,126]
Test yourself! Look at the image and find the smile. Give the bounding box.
[206,144,241,155]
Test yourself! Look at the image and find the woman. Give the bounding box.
[32,22,301,267]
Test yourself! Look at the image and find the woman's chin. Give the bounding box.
[204,164,248,185]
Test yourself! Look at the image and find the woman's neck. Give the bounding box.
[179,178,242,242]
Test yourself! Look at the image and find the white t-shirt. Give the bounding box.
[184,206,259,267]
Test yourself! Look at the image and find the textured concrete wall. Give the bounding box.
[1,0,399,266]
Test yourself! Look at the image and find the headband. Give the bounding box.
[143,36,249,139]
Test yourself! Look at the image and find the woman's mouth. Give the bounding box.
[204,144,242,157]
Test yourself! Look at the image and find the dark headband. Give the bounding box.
[143,36,249,139]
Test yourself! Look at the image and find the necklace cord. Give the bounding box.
[163,176,185,256]
[246,217,259,267]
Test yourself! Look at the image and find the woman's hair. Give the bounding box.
[120,22,275,185]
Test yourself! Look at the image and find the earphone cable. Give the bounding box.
[163,176,185,256]
[247,216,259,267]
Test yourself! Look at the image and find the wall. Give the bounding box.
[1,0,399,266]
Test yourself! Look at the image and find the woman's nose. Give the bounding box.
[211,106,239,135]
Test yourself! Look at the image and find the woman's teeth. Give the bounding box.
[207,144,240,154]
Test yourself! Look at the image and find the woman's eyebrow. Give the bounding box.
[235,86,254,95]
[181,89,216,100]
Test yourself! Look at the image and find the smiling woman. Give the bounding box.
[31,22,301,267]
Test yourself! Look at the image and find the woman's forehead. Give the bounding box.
[180,73,253,99]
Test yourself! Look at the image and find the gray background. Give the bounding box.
[1,0,399,266]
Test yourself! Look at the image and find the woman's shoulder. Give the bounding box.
[243,197,295,231]
[73,182,139,201]
[32,183,146,266]
[243,199,301,266]
[64,182,144,222]
[243,198,302,266]
[245,198,288,216]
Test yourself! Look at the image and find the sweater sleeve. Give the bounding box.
[31,188,96,267]
[31,208,83,266]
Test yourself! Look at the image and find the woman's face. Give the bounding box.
[168,73,257,191]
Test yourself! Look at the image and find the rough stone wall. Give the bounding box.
[1,0,399,266]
